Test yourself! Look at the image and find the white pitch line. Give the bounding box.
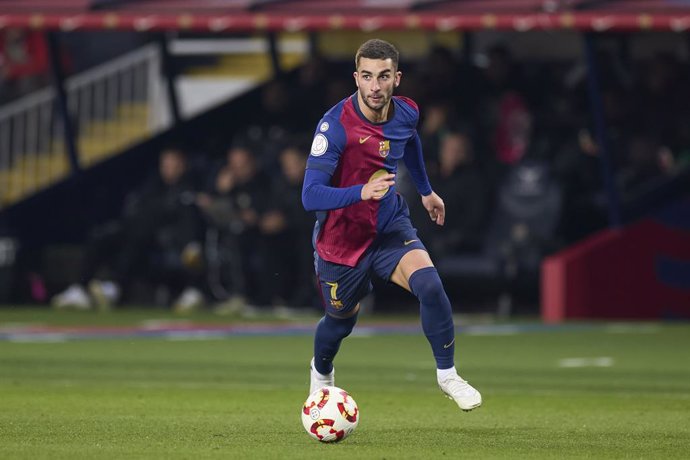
[7,333,68,343]
[350,329,375,337]
[464,325,521,336]
[140,319,194,330]
[0,322,43,332]
[164,331,226,341]
[558,357,614,368]
[605,323,661,334]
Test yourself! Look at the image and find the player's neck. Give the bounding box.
[357,92,392,124]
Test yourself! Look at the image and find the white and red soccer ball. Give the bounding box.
[301,386,359,442]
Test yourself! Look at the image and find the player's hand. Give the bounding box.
[422,191,445,226]
[361,173,395,201]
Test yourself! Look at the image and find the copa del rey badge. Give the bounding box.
[378,140,390,157]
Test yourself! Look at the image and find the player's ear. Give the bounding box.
[394,71,402,87]
[353,71,359,87]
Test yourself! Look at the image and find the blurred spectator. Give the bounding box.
[469,45,532,186]
[485,91,558,195]
[634,53,687,147]
[487,158,563,293]
[257,142,317,308]
[492,92,532,166]
[196,144,273,308]
[259,80,293,129]
[51,148,204,311]
[418,99,457,174]
[243,79,317,166]
[416,45,461,106]
[553,127,605,241]
[617,134,675,197]
[0,29,50,102]
[324,76,353,110]
[482,44,520,94]
[290,54,332,123]
[474,44,524,130]
[418,131,488,258]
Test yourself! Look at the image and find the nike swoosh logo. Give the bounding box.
[404,239,418,246]
[443,338,455,349]
[359,135,372,144]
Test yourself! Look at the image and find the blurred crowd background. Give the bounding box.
[1,22,689,315]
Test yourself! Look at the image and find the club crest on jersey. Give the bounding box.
[378,140,390,158]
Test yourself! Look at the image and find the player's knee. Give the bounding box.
[408,267,446,304]
[324,312,357,338]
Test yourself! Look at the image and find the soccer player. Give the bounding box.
[302,39,482,411]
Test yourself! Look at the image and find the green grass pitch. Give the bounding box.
[1,309,689,459]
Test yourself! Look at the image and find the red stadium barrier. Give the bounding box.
[542,218,690,323]
[0,13,688,32]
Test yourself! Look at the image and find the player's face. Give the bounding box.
[354,58,401,113]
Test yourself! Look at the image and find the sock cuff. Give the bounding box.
[437,366,457,380]
[409,266,438,283]
[407,266,441,296]
[408,267,439,295]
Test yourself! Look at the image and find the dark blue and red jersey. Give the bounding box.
[302,93,432,267]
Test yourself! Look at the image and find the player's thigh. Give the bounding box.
[371,223,431,292]
[316,257,372,317]
[389,249,434,292]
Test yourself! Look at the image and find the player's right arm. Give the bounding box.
[302,117,394,212]
[302,170,395,212]
[302,167,360,212]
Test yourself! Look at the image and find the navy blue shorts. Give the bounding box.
[314,218,427,317]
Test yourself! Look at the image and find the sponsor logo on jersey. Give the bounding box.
[359,135,372,144]
[319,121,329,132]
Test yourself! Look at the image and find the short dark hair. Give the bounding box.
[355,39,399,70]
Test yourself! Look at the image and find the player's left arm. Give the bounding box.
[403,131,445,226]
[421,191,445,226]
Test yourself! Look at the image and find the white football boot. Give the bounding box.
[51,284,92,310]
[309,357,335,395]
[438,373,482,411]
[173,287,204,314]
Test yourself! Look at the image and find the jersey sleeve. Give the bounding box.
[395,96,420,127]
[302,169,363,212]
[305,116,345,176]
[302,116,363,212]
[403,131,432,196]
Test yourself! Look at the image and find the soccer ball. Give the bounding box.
[301,386,359,442]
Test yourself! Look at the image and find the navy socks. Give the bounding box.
[409,267,455,369]
[313,313,357,375]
